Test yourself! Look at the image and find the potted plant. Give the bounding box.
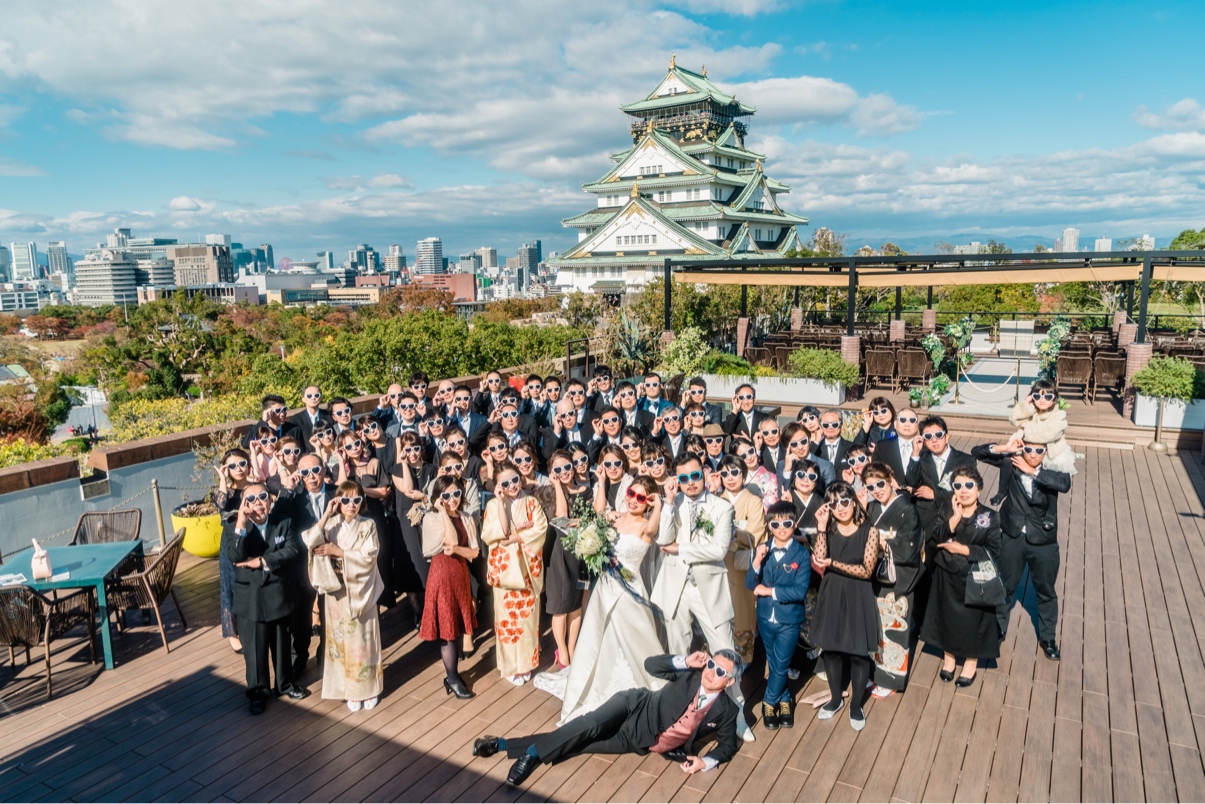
[1132,356,1200,448]
[170,423,241,557]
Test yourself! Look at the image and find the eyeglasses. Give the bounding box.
[444,462,464,473]
[873,407,892,416]
[297,467,322,478]
[663,415,681,423]
[688,388,706,395]
[800,414,817,422]
[676,470,703,483]
[527,384,542,392]
[621,442,639,450]
[402,445,422,454]
[572,456,590,467]
[427,418,444,427]
[487,378,501,385]
[245,491,270,503]
[1022,445,1047,455]
[259,436,278,445]
[922,430,947,441]
[602,460,624,470]
[736,394,753,402]
[344,439,363,449]
[760,427,779,436]
[513,455,534,465]
[867,479,888,491]
[788,439,808,449]
[645,381,661,388]
[849,455,868,465]
[361,422,379,431]
[281,448,301,457]
[500,411,519,419]
[595,375,612,382]
[411,384,427,392]
[267,407,287,417]
[316,428,334,439]
[446,438,466,448]
[644,457,665,467]
[897,416,918,424]
[686,411,704,418]
[833,497,853,508]
[558,411,576,419]
[768,519,794,530]
[820,422,842,430]
[738,450,757,461]
[625,487,648,504]
[440,489,463,501]
[952,480,978,491]
[497,476,521,490]
[794,470,818,482]
[704,437,724,445]
[1035,392,1056,402]
[546,386,560,394]
[338,495,364,506]
[567,389,585,397]
[551,464,573,475]
[332,408,351,417]
[399,403,417,411]
[226,459,249,470]
[600,416,619,426]
[705,658,730,678]
[719,469,742,479]
[389,392,404,399]
[304,392,322,400]
[453,396,471,404]
[617,391,635,399]
[488,444,508,452]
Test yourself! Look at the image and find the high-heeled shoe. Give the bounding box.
[955,673,977,688]
[939,668,955,683]
[444,676,475,699]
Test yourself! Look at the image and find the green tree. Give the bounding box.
[1171,227,1205,250]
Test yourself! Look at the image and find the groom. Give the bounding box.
[652,454,753,741]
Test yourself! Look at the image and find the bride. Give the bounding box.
[548,476,668,724]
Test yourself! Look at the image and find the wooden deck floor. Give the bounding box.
[4,435,1205,802]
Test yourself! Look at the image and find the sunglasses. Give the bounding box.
[686,411,704,418]
[497,476,521,490]
[952,481,978,491]
[338,495,364,506]
[267,407,287,416]
[551,464,573,474]
[704,437,724,445]
[800,414,818,422]
[760,427,779,437]
[513,455,534,465]
[625,487,649,504]
[316,428,334,439]
[644,457,666,467]
[244,491,270,503]
[602,460,624,470]
[298,467,323,478]
[567,389,585,397]
[440,489,463,501]
[617,391,635,399]
[402,445,422,454]
[258,436,278,445]
[867,479,888,490]
[600,416,619,426]
[1034,392,1056,402]
[573,456,590,467]
[821,422,842,430]
[361,422,379,431]
[546,386,561,393]
[281,447,301,457]
[688,388,706,395]
[794,470,818,481]
[705,658,730,679]
[454,396,471,404]
[443,462,464,473]
[332,408,351,417]
[788,439,808,449]
[343,439,363,449]
[922,431,947,441]
[595,375,612,382]
[559,411,576,419]
[1022,446,1047,455]
[663,415,681,423]
[389,392,404,398]
[849,455,868,465]
[488,444,508,452]
[621,441,639,450]
[226,459,249,470]
[768,519,795,530]
[738,450,757,461]
[645,381,661,388]
[527,384,542,392]
[873,407,892,416]
[736,394,753,402]
[897,416,918,424]
[411,384,427,392]
[719,469,742,479]
[446,438,466,448]
[833,497,854,508]
[399,403,417,411]
[427,418,444,427]
[487,378,502,385]
[304,392,322,400]
[677,470,704,483]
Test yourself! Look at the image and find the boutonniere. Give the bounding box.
[975,512,992,529]
[693,508,715,539]
[788,562,799,571]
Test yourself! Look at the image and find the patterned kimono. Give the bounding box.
[481,493,548,677]
[304,516,385,702]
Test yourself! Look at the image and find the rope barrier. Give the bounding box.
[958,368,1020,395]
[30,484,159,547]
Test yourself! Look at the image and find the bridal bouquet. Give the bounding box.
[561,497,634,582]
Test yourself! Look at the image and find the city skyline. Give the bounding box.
[1,1,1203,260]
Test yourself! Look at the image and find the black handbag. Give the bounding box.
[875,542,896,585]
[965,557,1006,607]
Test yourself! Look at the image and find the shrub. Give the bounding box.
[785,348,861,387]
[0,438,82,470]
[1132,357,1197,403]
[106,389,297,442]
[700,351,776,377]
[657,327,710,378]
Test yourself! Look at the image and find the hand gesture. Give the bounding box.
[418,421,429,438]
[862,408,873,430]
[706,469,722,494]
[1011,454,1038,476]
[310,433,321,447]
[478,377,488,393]
[911,435,925,458]
[754,543,769,567]
[681,756,707,775]
[947,506,962,532]
[281,471,299,491]
[914,485,935,500]
[593,462,605,483]
[731,393,741,409]
[855,485,869,507]
[814,504,830,531]
[235,494,255,531]
[587,377,597,394]
[488,408,501,424]
[684,650,709,669]
[752,430,764,450]
[842,467,856,485]
[324,497,341,519]
[538,389,547,405]
[520,385,530,400]
[379,394,391,409]
[754,583,773,597]
[215,463,229,491]
[663,475,678,498]
[553,416,564,436]
[652,415,663,435]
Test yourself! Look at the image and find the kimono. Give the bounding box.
[723,487,767,663]
[303,516,384,702]
[481,493,549,677]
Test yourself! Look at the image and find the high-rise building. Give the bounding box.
[458,252,483,273]
[168,245,235,285]
[318,251,336,271]
[205,234,232,248]
[1138,234,1156,250]
[10,242,39,281]
[477,247,498,268]
[106,229,131,249]
[348,244,381,273]
[530,239,542,264]
[260,244,275,272]
[88,228,178,261]
[135,258,176,287]
[415,237,445,275]
[383,245,407,273]
[1095,237,1112,252]
[1061,227,1080,252]
[0,246,10,283]
[46,241,74,282]
[74,250,138,307]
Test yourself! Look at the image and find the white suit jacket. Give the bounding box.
[651,490,735,621]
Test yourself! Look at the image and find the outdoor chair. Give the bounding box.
[897,348,932,388]
[105,529,188,654]
[864,349,897,393]
[70,509,142,547]
[662,373,685,406]
[746,346,771,367]
[1056,355,1094,402]
[0,586,96,699]
[774,346,794,372]
[1091,355,1127,403]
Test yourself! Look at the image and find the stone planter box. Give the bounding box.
[1133,395,1205,431]
[701,374,845,406]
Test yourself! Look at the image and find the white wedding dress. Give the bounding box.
[537,530,668,725]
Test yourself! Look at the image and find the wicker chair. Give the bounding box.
[1056,355,1094,402]
[70,509,142,546]
[864,349,898,393]
[1091,355,1127,403]
[897,348,932,388]
[105,529,188,653]
[746,346,771,367]
[0,586,96,698]
[663,373,685,407]
[775,346,794,372]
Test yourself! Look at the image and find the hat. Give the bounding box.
[701,423,725,438]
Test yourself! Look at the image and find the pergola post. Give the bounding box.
[1126,281,1135,318]
[922,286,936,332]
[894,287,902,320]
[890,286,906,341]
[841,260,861,369]
[1125,257,1156,419]
[736,266,751,360]
[662,258,672,332]
[1136,256,1153,344]
[791,286,802,330]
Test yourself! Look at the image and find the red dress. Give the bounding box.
[420,515,477,642]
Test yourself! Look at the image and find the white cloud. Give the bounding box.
[323,173,414,190]
[1134,98,1205,132]
[167,196,202,211]
[0,157,43,176]
[849,93,924,137]
[667,0,791,16]
[730,77,922,137]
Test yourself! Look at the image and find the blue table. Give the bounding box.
[3,541,143,670]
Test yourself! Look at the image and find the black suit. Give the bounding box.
[289,410,329,452]
[702,401,724,426]
[471,390,504,417]
[722,409,768,440]
[541,425,593,462]
[904,445,976,625]
[274,483,337,675]
[815,437,853,470]
[588,390,617,414]
[223,517,303,699]
[617,407,656,438]
[972,444,1070,641]
[658,431,689,462]
[874,432,915,489]
[504,655,739,767]
[760,444,785,474]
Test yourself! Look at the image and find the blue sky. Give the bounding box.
[1,0,1203,264]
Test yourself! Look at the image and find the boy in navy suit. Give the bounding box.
[746,501,811,730]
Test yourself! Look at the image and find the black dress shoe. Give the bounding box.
[506,754,539,787]
[249,699,266,715]
[955,673,976,688]
[761,701,780,731]
[662,749,689,763]
[939,669,955,683]
[778,699,795,729]
[444,677,475,700]
[1040,640,1061,661]
[472,736,499,758]
[280,685,309,700]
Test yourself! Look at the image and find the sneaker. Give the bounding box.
[850,708,866,731]
[787,668,801,681]
[347,700,363,712]
[778,699,795,729]
[817,699,844,720]
[508,674,530,686]
[762,701,780,731]
[364,696,379,710]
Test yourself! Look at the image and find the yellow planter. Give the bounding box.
[171,506,223,558]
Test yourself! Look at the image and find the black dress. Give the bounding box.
[809,521,880,655]
[919,503,1002,659]
[545,486,591,615]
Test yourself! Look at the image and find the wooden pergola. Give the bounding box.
[661,251,1205,343]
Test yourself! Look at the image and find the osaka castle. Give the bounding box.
[549,56,809,295]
